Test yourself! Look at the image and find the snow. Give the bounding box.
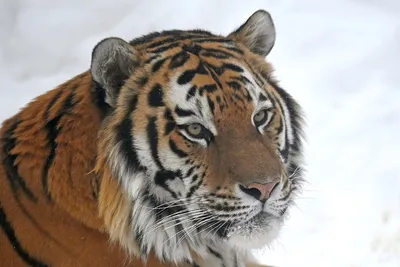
[1,0,399,266]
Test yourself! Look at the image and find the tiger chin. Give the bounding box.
[0,9,304,267]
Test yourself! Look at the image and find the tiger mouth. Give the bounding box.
[229,211,281,235]
[203,209,283,240]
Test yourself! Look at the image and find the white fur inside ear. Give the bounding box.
[230,10,276,57]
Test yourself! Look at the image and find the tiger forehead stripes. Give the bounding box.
[0,10,305,267]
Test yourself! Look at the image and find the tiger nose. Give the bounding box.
[239,181,280,202]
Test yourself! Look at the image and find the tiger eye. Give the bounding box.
[187,124,202,136]
[254,110,267,124]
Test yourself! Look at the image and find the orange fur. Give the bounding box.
[0,72,188,267]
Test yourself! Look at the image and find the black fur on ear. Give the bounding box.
[90,37,140,107]
[228,10,276,57]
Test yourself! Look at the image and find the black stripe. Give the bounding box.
[202,62,223,88]
[42,89,76,200]
[149,42,181,54]
[208,246,223,261]
[202,47,236,56]
[232,93,244,103]
[146,32,211,49]
[136,75,149,87]
[154,170,180,199]
[201,84,217,94]
[91,174,101,199]
[154,170,181,184]
[130,31,163,46]
[222,63,243,73]
[147,36,179,49]
[0,203,48,267]
[201,47,236,58]
[148,84,164,107]
[134,228,149,258]
[226,81,241,91]
[191,174,199,184]
[130,30,211,47]
[246,63,264,88]
[169,139,188,158]
[280,139,290,160]
[148,117,182,193]
[164,108,176,135]
[144,54,161,64]
[270,80,302,134]
[177,69,197,85]
[91,81,111,116]
[196,62,208,75]
[175,106,196,117]
[116,95,147,173]
[186,85,197,101]
[164,122,176,136]
[186,166,195,177]
[183,43,202,55]
[223,45,244,55]
[2,120,37,202]
[152,57,168,73]
[269,80,304,158]
[201,51,229,59]
[147,116,163,169]
[259,93,268,102]
[191,37,231,43]
[169,51,190,69]
[164,108,174,121]
[232,75,251,86]
[186,176,202,198]
[45,90,64,120]
[41,90,63,199]
[207,96,215,114]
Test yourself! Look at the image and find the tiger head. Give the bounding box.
[92,10,304,263]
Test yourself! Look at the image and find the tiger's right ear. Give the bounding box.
[90,37,140,107]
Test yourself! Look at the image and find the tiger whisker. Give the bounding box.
[162,213,213,248]
[145,208,209,234]
[174,215,217,247]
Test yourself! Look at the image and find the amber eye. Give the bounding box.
[184,123,212,141]
[253,109,269,127]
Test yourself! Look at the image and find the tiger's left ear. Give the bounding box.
[90,37,140,107]
[228,10,276,57]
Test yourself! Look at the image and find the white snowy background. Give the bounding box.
[1,0,399,266]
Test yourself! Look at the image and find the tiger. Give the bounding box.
[0,9,305,267]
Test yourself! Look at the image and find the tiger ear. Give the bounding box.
[90,37,140,107]
[228,10,276,57]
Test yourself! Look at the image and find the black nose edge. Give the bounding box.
[239,184,262,201]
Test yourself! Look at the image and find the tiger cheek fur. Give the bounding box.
[0,9,304,267]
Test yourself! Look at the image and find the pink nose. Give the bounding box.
[239,181,280,202]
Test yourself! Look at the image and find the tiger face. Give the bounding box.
[93,10,304,263]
